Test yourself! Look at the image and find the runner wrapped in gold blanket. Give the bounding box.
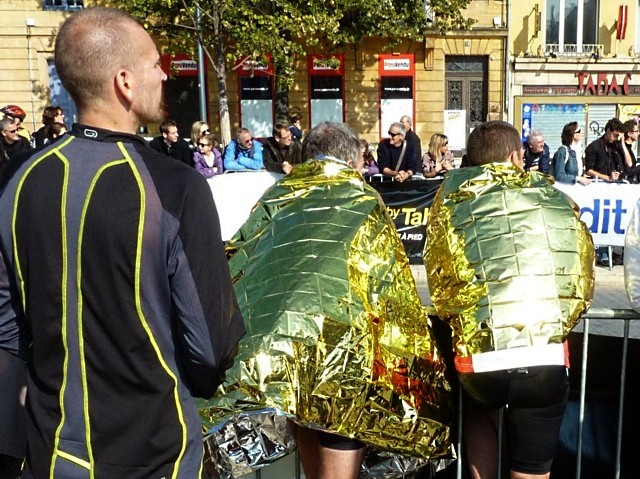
[200,159,453,477]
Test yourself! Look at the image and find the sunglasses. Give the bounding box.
[5,129,17,134]
[198,142,210,147]
[575,129,581,133]
[201,129,210,134]
[388,131,401,137]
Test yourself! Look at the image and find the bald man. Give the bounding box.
[0,7,243,478]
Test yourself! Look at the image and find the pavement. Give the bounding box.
[410,262,639,338]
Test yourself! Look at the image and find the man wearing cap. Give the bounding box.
[1,105,31,144]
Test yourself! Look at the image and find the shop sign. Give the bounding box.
[575,72,632,96]
[524,73,639,96]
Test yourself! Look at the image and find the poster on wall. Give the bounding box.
[240,76,273,138]
[237,56,274,139]
[310,76,343,127]
[308,54,345,128]
[380,77,413,135]
[521,104,587,154]
[379,54,414,139]
[444,110,467,151]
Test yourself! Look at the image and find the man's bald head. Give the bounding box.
[55,7,142,110]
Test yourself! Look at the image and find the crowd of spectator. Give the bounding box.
[1,105,467,185]
[5,103,640,190]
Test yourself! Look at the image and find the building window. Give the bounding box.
[43,0,83,10]
[546,0,598,48]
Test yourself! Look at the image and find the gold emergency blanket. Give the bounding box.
[425,163,595,359]
[200,159,453,472]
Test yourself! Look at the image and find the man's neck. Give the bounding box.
[78,105,139,135]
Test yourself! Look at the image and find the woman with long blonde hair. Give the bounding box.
[190,120,211,150]
[422,133,454,178]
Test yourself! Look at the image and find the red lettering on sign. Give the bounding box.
[623,73,631,95]
[575,72,633,96]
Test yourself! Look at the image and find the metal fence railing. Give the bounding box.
[544,43,603,58]
[235,308,640,479]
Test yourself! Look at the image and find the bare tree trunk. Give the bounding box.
[275,77,289,121]
[215,51,231,146]
[211,3,231,146]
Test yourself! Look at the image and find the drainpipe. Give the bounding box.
[504,0,512,122]
[196,5,207,121]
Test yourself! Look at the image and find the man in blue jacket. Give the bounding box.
[223,127,264,171]
[523,129,551,174]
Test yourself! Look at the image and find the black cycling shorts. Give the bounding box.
[316,431,365,451]
[459,365,569,475]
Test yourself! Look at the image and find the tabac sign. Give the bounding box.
[524,72,639,96]
[575,72,632,96]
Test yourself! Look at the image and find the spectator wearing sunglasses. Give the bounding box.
[376,122,417,182]
[193,133,223,178]
[0,117,31,164]
[552,122,591,186]
[263,120,302,174]
[1,104,31,144]
[422,133,455,178]
[190,120,211,151]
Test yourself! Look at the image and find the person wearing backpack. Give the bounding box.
[552,122,592,185]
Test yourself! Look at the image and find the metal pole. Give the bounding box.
[576,319,590,479]
[196,5,207,121]
[457,387,463,479]
[497,408,504,479]
[615,320,630,479]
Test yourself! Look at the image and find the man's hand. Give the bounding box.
[577,176,592,186]
[282,161,292,175]
[394,170,412,182]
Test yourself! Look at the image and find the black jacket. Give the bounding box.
[0,124,244,478]
[149,136,193,166]
[263,137,303,173]
[376,139,418,174]
[1,137,31,162]
[584,136,626,178]
[404,129,422,165]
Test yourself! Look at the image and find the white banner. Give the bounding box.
[208,171,283,241]
[554,182,640,246]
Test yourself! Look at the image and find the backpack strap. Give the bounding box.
[394,141,408,173]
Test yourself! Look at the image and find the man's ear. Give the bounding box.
[115,68,134,104]
[508,149,524,169]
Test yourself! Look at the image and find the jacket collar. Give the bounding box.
[70,123,148,146]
